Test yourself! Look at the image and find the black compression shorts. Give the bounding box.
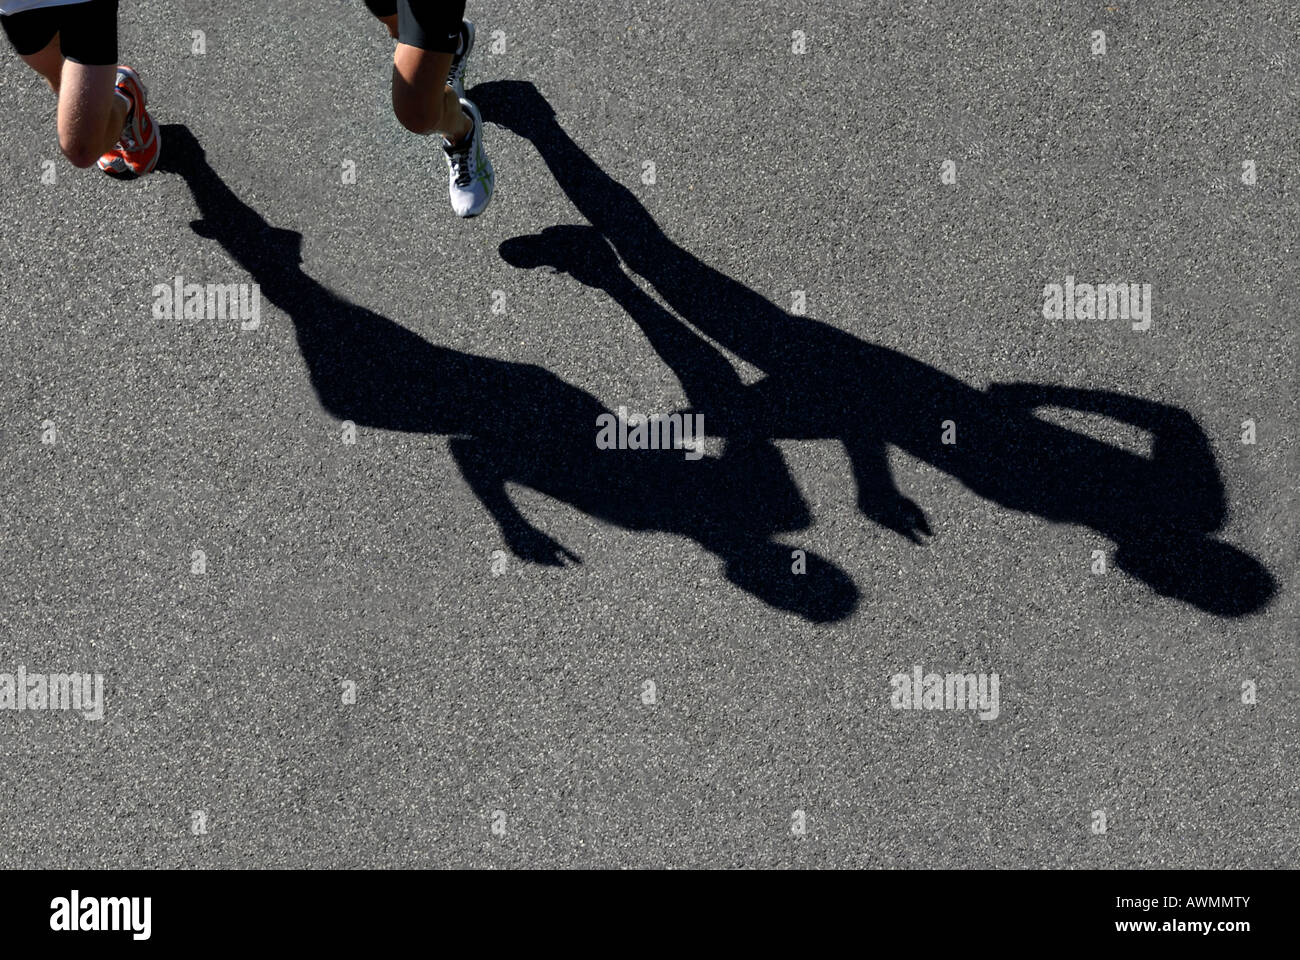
[363,0,467,54]
[1,0,118,65]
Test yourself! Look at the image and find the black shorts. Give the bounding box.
[1,0,118,65]
[363,0,466,53]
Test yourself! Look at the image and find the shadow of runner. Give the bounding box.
[477,81,1277,617]
[156,123,859,623]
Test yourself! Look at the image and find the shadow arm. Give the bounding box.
[988,382,1195,433]
[602,270,746,416]
[448,437,580,567]
[987,382,1224,524]
[844,435,932,543]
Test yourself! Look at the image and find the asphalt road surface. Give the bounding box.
[0,0,1296,868]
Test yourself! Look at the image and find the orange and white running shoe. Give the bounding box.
[96,66,160,176]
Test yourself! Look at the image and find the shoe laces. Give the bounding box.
[444,131,474,187]
[118,104,138,152]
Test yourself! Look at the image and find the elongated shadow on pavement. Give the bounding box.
[474,81,1277,618]
[156,123,858,622]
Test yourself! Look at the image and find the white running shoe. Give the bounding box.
[442,97,494,218]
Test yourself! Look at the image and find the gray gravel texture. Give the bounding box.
[0,0,1295,868]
